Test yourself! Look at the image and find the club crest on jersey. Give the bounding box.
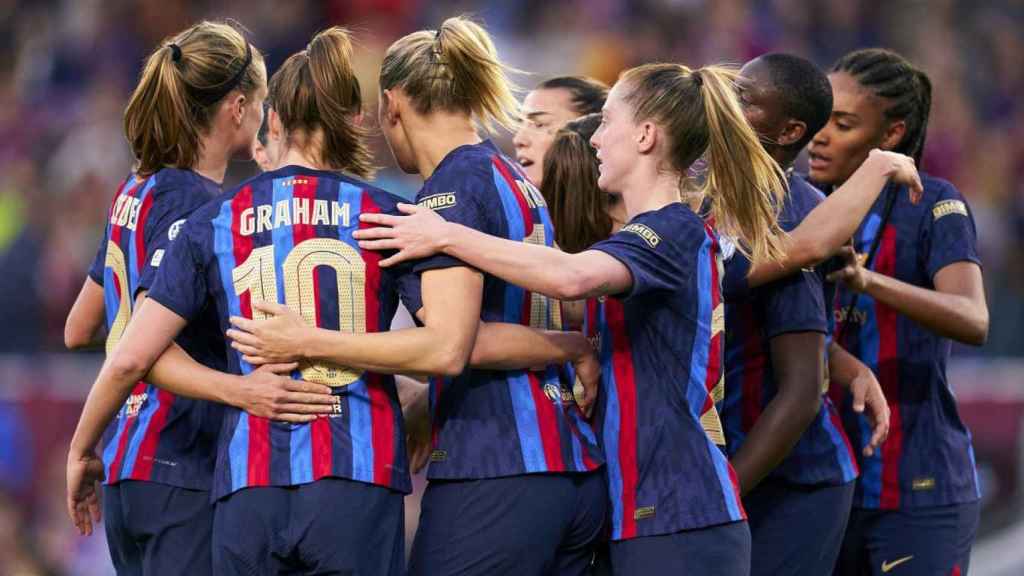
[621,223,661,249]
[543,382,575,404]
[168,219,186,241]
[932,199,967,221]
[418,192,457,211]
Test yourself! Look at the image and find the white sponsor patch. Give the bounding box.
[151,249,165,267]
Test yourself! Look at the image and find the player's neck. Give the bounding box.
[276,146,324,172]
[193,133,232,185]
[620,161,687,219]
[404,112,481,180]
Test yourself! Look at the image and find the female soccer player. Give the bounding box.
[356,62,789,575]
[61,21,287,576]
[811,48,987,576]
[514,76,608,187]
[225,17,606,576]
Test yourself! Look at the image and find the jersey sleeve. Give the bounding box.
[136,189,208,294]
[923,182,981,280]
[412,170,493,275]
[87,230,107,285]
[393,263,423,317]
[759,267,828,339]
[722,243,751,302]
[146,218,209,322]
[589,211,696,300]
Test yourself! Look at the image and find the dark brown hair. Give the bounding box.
[541,114,610,253]
[124,21,265,176]
[537,76,609,116]
[267,27,372,178]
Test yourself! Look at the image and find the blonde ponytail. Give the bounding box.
[620,63,787,265]
[380,15,521,134]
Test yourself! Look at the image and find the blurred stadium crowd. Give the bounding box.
[0,1,1021,574]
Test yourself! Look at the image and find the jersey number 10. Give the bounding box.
[232,238,366,388]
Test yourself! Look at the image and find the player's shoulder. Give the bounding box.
[423,140,506,195]
[782,172,825,227]
[334,173,407,214]
[918,172,972,222]
[620,202,708,252]
[148,167,221,204]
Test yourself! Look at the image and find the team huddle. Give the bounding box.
[62,14,987,576]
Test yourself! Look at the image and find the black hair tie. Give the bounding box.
[692,70,703,87]
[435,28,443,40]
[169,43,182,62]
[193,41,254,107]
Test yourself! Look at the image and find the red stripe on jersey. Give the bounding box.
[876,225,902,509]
[607,299,639,539]
[950,565,961,576]
[291,177,333,479]
[360,193,395,486]
[741,305,765,431]
[129,389,175,480]
[134,192,155,275]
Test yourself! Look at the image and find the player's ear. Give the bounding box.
[227,91,247,127]
[880,119,906,152]
[636,120,657,155]
[380,89,400,126]
[267,108,284,142]
[777,119,806,148]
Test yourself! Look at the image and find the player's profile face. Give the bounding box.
[808,72,888,186]
[513,88,579,186]
[737,60,786,145]
[590,82,635,195]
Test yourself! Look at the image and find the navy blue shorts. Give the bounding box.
[102,481,214,576]
[409,471,606,576]
[834,501,980,576]
[607,520,751,576]
[745,479,855,576]
[212,477,404,575]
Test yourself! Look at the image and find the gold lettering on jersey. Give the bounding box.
[543,382,576,404]
[634,506,656,520]
[622,223,661,249]
[701,403,726,446]
[418,192,457,211]
[430,450,447,462]
[516,180,547,209]
[110,195,144,231]
[239,200,353,236]
[711,303,724,337]
[933,199,967,221]
[912,477,935,491]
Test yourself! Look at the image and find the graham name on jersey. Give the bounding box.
[239,198,353,236]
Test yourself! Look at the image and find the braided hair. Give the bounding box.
[833,48,932,164]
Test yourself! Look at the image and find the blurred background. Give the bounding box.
[1,0,1022,574]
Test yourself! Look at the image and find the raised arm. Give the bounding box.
[746,149,923,288]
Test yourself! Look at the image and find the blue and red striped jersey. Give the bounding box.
[88,168,226,491]
[410,140,603,480]
[148,165,417,499]
[584,203,744,541]
[722,174,859,487]
[830,173,982,509]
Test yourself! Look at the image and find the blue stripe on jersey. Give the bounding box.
[491,163,549,472]
[338,181,375,484]
[686,236,713,418]
[707,437,743,519]
[289,423,313,485]
[102,414,125,472]
[857,214,883,507]
[119,385,161,477]
[822,406,858,481]
[213,198,249,491]
[967,438,981,498]
[348,380,374,483]
[599,303,626,538]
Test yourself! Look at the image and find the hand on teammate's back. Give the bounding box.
[227,302,309,365]
[355,203,449,267]
[233,362,339,423]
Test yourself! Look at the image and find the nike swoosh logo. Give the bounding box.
[881,556,914,573]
